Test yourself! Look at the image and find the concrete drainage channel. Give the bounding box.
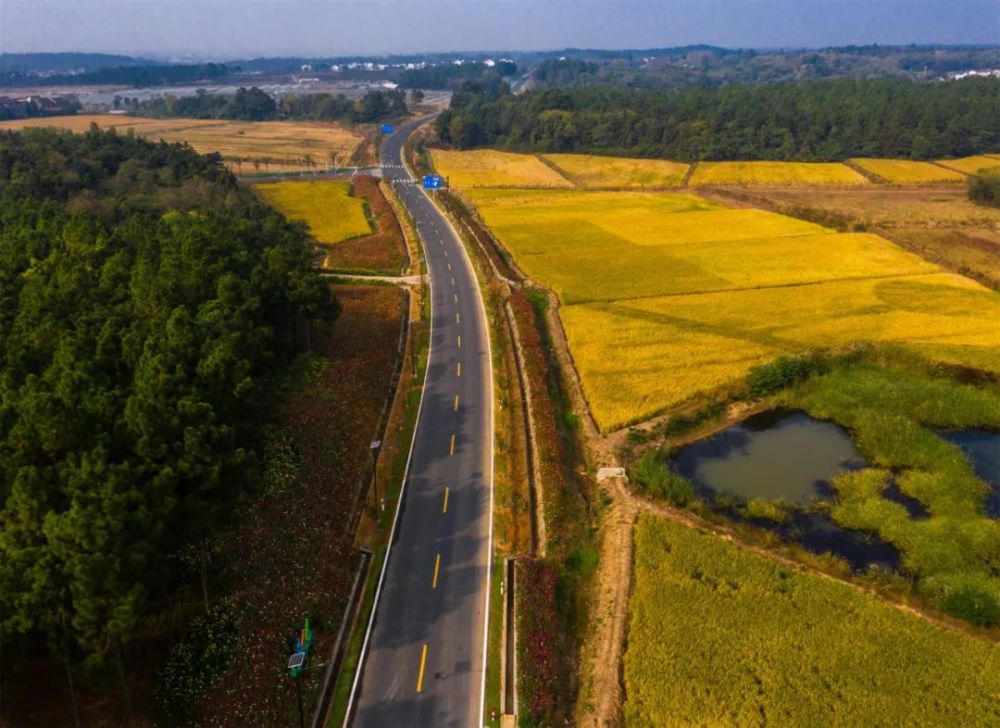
[500,557,518,726]
[312,549,374,728]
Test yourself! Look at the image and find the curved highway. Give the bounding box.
[346,118,494,727]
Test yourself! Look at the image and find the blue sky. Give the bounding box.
[2,1,998,58]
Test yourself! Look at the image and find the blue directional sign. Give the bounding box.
[422,174,443,190]
[380,123,394,134]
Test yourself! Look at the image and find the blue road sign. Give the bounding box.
[422,174,443,190]
[381,124,394,134]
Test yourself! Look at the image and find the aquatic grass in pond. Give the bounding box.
[782,360,1000,624]
[940,429,1000,517]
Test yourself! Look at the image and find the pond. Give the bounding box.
[940,429,1000,517]
[673,409,866,505]
[673,409,899,572]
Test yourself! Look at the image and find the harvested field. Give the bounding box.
[462,188,1000,430]
[255,180,372,244]
[543,153,689,188]
[735,187,1000,289]
[624,516,1000,727]
[690,160,867,186]
[430,149,574,188]
[851,158,966,184]
[0,114,363,173]
[935,155,1000,175]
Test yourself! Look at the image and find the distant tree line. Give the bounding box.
[396,60,517,89]
[140,86,408,123]
[437,77,1000,161]
[0,62,230,88]
[0,126,333,683]
[530,45,1000,89]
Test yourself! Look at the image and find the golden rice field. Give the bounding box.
[625,516,1000,727]
[689,160,869,186]
[462,188,1000,430]
[542,153,689,188]
[429,149,574,188]
[255,180,371,244]
[934,155,1000,175]
[850,158,966,184]
[0,114,363,173]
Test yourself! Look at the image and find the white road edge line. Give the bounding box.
[343,122,436,728]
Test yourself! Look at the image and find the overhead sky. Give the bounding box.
[2,1,998,58]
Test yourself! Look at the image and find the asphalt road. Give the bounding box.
[347,117,494,728]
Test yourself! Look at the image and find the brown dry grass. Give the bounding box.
[741,187,1000,289]
[0,114,363,173]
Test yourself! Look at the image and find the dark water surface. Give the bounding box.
[674,409,866,504]
[940,429,1000,517]
[674,409,898,572]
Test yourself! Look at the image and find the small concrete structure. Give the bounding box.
[596,467,627,482]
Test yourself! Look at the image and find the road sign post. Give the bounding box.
[422,174,443,190]
[380,123,394,135]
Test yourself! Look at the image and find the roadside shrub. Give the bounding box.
[517,559,570,727]
[941,586,999,627]
[746,355,826,399]
[967,169,1000,208]
[158,598,240,721]
[631,449,696,506]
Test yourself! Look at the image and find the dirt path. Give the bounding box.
[577,476,638,728]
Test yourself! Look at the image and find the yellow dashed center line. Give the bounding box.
[447,262,452,271]
[457,335,462,349]
[416,644,428,692]
[432,553,441,589]
[454,394,460,411]
[453,293,458,303]
[455,313,460,324]
[442,487,450,513]
[451,277,456,286]
[449,434,456,456]
[456,362,462,377]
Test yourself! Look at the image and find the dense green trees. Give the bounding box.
[141,86,407,123]
[437,77,1000,161]
[0,127,332,674]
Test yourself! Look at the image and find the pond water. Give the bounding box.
[940,429,1000,517]
[674,409,866,505]
[673,409,899,572]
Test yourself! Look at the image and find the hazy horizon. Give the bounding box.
[2,1,998,60]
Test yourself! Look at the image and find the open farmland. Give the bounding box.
[624,516,1000,727]
[935,155,1000,175]
[0,114,363,173]
[690,160,868,186]
[727,186,1000,289]
[255,180,371,244]
[543,153,689,188]
[430,148,574,188]
[463,188,1000,430]
[850,158,966,184]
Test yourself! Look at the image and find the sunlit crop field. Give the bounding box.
[430,149,574,188]
[851,158,966,184]
[463,188,1000,430]
[934,155,1000,175]
[255,180,371,244]
[0,114,363,173]
[542,153,689,188]
[625,516,1000,727]
[690,160,868,186]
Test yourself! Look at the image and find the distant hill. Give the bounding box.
[0,52,152,74]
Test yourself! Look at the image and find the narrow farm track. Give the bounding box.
[345,117,494,728]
